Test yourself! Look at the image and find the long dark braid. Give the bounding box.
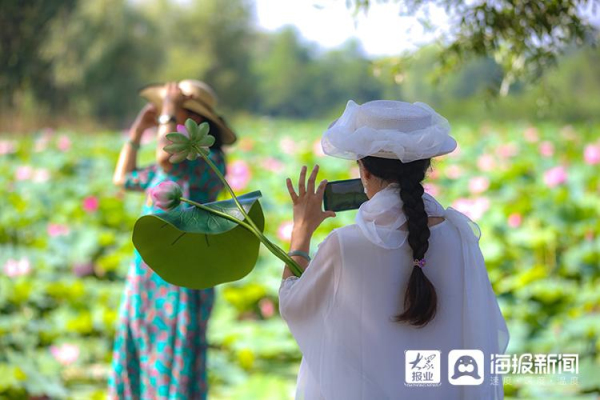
[360,156,437,327]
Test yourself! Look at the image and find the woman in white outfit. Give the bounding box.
[279,100,510,400]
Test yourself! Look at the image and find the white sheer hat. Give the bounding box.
[321,99,457,163]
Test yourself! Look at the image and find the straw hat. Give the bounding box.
[322,100,456,163]
[139,79,237,145]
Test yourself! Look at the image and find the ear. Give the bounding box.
[358,160,371,179]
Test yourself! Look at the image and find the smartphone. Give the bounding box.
[323,178,369,212]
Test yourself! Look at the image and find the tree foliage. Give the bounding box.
[346,0,600,94]
[0,0,77,108]
[146,0,256,111]
[41,0,162,123]
[0,0,599,128]
[0,0,256,126]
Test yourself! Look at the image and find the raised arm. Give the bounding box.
[156,82,193,173]
[113,104,158,188]
[279,229,341,323]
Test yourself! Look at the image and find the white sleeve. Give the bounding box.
[278,229,341,325]
[279,228,394,400]
[445,207,510,400]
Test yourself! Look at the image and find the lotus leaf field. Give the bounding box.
[1,116,599,399]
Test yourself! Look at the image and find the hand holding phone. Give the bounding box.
[323,178,369,212]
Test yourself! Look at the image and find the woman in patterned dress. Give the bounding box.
[110,80,237,399]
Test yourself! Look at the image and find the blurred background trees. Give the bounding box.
[0,0,598,128]
[348,0,600,93]
[0,1,78,110]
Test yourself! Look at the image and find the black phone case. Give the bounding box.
[323,178,369,212]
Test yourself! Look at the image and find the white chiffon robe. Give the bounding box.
[279,184,510,400]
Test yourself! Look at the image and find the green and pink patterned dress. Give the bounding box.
[109,149,226,400]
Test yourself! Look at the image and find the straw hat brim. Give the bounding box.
[138,83,237,145]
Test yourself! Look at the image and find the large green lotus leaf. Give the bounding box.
[132,191,265,289]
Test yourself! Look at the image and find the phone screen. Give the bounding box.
[323,178,369,212]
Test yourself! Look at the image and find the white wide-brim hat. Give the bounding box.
[321,100,457,162]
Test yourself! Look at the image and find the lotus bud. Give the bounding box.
[150,181,183,211]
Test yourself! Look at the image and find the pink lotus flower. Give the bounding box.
[543,166,568,188]
[259,298,275,318]
[428,167,440,180]
[477,154,496,172]
[471,197,490,220]
[260,157,284,173]
[279,137,297,155]
[469,176,490,194]
[277,221,294,242]
[83,196,99,213]
[445,165,463,179]
[149,181,183,211]
[496,142,519,159]
[3,258,31,277]
[33,168,51,183]
[47,223,70,237]
[584,144,600,165]
[0,140,17,155]
[164,122,213,163]
[313,139,325,157]
[176,124,190,138]
[452,198,473,217]
[73,262,95,277]
[226,160,251,191]
[451,197,490,221]
[539,141,554,158]
[507,213,522,228]
[15,165,33,181]
[423,183,439,196]
[161,125,191,163]
[57,135,71,152]
[523,127,539,143]
[50,343,80,366]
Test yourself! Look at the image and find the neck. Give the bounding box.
[368,181,399,199]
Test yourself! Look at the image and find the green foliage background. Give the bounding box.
[1,117,599,398]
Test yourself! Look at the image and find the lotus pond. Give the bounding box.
[1,116,599,399]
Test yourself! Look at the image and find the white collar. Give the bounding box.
[355,183,446,249]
